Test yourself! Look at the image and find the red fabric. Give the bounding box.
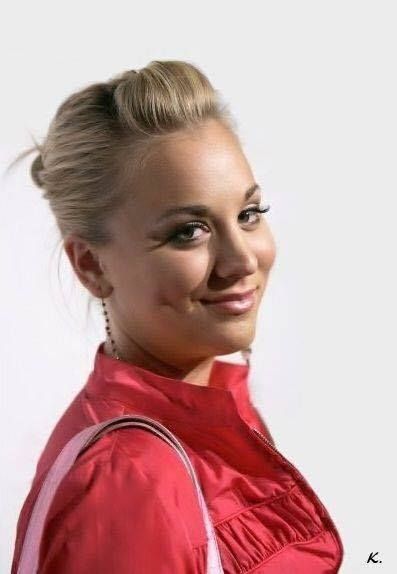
[11,342,344,573]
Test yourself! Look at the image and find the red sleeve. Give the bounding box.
[37,430,203,574]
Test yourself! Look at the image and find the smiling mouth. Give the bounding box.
[200,289,257,315]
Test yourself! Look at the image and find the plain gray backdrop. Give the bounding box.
[1,1,396,572]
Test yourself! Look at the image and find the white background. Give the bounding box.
[1,1,396,572]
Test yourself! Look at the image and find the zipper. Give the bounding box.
[249,426,344,565]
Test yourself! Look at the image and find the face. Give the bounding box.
[67,119,277,369]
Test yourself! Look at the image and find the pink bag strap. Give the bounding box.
[17,414,224,574]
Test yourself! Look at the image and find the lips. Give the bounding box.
[200,288,257,315]
[200,288,257,304]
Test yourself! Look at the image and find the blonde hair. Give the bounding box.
[6,60,239,323]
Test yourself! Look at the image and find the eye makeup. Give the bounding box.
[167,203,271,245]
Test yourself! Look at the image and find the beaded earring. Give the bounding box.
[100,297,120,361]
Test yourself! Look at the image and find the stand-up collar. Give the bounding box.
[85,342,256,430]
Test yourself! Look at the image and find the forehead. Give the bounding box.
[123,120,255,213]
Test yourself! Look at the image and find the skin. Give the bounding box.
[64,118,277,386]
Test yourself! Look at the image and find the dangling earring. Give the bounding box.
[241,347,252,368]
[100,297,120,361]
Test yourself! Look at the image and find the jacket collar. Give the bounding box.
[85,342,256,430]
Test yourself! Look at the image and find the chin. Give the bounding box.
[210,330,255,355]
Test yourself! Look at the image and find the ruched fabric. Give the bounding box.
[11,342,344,573]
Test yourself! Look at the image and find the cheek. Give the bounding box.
[145,252,210,304]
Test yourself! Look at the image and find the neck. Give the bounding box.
[103,338,216,386]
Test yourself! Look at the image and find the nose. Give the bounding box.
[211,231,258,280]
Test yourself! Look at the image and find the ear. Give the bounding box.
[63,234,113,298]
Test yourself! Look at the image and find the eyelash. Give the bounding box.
[168,204,271,245]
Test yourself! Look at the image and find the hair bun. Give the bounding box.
[31,153,44,188]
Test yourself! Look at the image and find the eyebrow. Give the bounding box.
[156,183,261,223]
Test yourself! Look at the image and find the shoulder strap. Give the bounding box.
[17,414,224,574]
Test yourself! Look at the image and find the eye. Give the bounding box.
[239,204,271,225]
[168,204,271,245]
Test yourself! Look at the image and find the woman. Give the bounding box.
[11,61,344,573]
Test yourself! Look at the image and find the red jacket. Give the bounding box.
[12,342,344,573]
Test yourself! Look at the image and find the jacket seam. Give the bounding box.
[213,481,302,528]
[191,482,303,552]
